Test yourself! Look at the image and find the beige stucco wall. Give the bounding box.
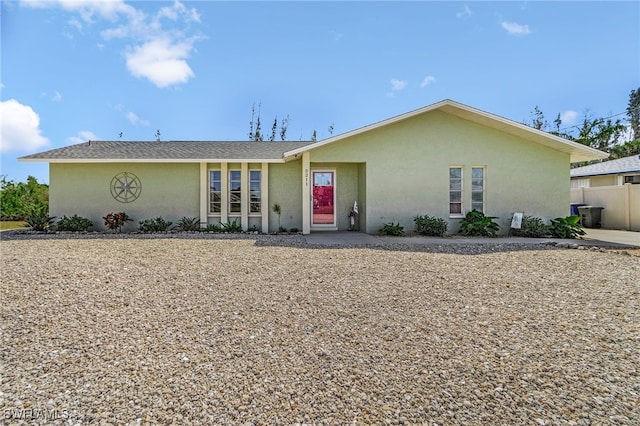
[50,163,199,231]
[309,110,571,235]
[590,175,617,187]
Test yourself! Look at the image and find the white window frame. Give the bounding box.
[249,169,261,215]
[449,166,463,217]
[209,170,222,215]
[229,170,242,215]
[471,166,485,213]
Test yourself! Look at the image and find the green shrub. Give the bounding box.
[549,215,585,239]
[202,223,222,232]
[56,214,93,232]
[278,225,288,233]
[103,212,132,233]
[139,217,173,233]
[379,222,404,236]
[176,216,201,232]
[221,219,243,233]
[414,214,448,236]
[24,205,55,231]
[458,209,500,237]
[512,215,549,238]
[289,227,300,233]
[0,176,49,221]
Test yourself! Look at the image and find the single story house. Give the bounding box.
[570,154,640,231]
[570,154,640,187]
[20,99,608,234]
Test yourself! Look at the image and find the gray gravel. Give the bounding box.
[1,235,639,425]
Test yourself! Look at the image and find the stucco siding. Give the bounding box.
[268,161,303,232]
[309,110,570,234]
[590,175,617,187]
[50,163,199,231]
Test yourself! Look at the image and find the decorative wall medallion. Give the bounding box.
[111,172,142,203]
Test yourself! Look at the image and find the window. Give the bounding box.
[624,175,640,184]
[471,167,485,212]
[249,170,261,213]
[571,178,590,189]
[229,170,241,213]
[209,171,221,213]
[449,167,462,215]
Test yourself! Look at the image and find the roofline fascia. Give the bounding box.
[571,170,640,178]
[18,158,288,164]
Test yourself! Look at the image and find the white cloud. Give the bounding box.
[157,1,201,23]
[0,99,49,153]
[560,110,579,125]
[420,76,436,88]
[501,21,531,36]
[456,5,472,18]
[67,130,98,145]
[126,111,150,126]
[52,91,63,102]
[126,38,195,87]
[22,0,201,88]
[390,78,407,91]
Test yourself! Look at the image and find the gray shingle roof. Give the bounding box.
[19,141,316,162]
[570,155,640,177]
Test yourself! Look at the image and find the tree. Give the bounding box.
[270,117,278,142]
[574,115,626,152]
[279,115,289,141]
[248,105,290,141]
[0,176,49,221]
[530,105,547,130]
[627,87,640,141]
[610,139,640,159]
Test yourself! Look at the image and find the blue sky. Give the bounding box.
[1,0,639,183]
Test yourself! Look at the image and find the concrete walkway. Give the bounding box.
[582,228,640,247]
[305,229,640,248]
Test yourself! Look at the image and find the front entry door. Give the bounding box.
[312,171,335,226]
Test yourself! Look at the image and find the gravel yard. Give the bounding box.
[1,235,639,425]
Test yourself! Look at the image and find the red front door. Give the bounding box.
[312,171,335,225]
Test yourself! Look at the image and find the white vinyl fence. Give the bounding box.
[570,183,640,231]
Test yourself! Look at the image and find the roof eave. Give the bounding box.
[18,158,288,163]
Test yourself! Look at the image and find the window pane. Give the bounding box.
[230,171,241,180]
[250,181,261,192]
[472,192,483,202]
[472,179,483,191]
[449,191,461,202]
[472,203,484,212]
[472,168,484,179]
[250,170,260,180]
[450,168,462,179]
[450,203,462,214]
[450,180,461,191]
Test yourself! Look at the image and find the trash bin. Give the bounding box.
[570,203,587,216]
[577,206,604,228]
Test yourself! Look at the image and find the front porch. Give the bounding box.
[301,151,366,234]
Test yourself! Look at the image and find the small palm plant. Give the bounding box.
[272,203,282,231]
